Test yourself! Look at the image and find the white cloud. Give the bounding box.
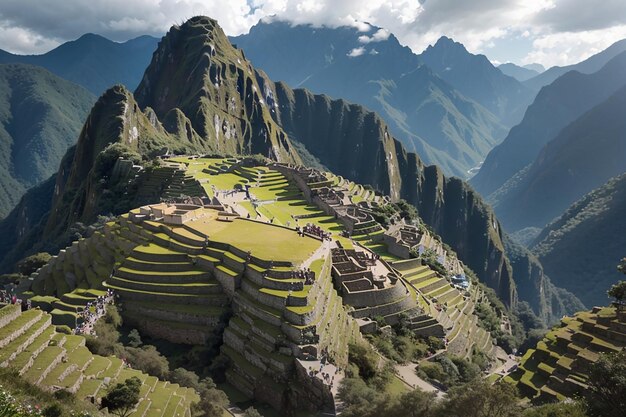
[0,0,624,68]
[358,28,390,44]
[347,47,366,57]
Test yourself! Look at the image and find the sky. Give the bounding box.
[0,0,625,68]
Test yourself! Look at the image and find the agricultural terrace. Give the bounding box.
[170,157,346,234]
[184,213,321,264]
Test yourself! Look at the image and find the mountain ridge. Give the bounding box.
[0,34,159,94]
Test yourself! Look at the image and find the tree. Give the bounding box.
[169,367,200,389]
[586,350,626,417]
[607,280,626,304]
[124,345,169,379]
[441,379,521,417]
[387,389,437,417]
[191,384,229,417]
[101,377,141,417]
[127,329,142,348]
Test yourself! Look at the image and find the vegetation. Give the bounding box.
[607,280,626,304]
[531,173,626,307]
[101,377,141,417]
[586,350,626,417]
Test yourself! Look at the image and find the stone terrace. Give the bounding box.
[508,305,626,403]
[0,305,198,417]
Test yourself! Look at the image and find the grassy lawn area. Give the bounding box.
[187,217,320,263]
[386,375,410,395]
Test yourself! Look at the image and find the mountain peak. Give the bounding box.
[431,35,467,52]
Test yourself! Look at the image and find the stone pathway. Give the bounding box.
[395,363,444,399]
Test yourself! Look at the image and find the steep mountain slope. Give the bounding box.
[135,18,299,163]
[0,34,158,95]
[418,36,536,127]
[0,16,580,324]
[0,17,301,271]
[472,50,626,197]
[269,81,581,321]
[232,21,507,177]
[0,64,95,217]
[525,38,626,90]
[531,174,626,307]
[491,85,626,231]
[498,63,540,82]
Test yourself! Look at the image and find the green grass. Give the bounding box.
[188,217,320,263]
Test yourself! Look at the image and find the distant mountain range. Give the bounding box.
[232,22,514,178]
[492,84,626,231]
[498,63,542,82]
[524,38,626,90]
[0,34,159,95]
[0,63,95,217]
[532,173,626,307]
[418,36,536,127]
[472,51,626,196]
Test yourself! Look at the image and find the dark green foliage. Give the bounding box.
[523,402,587,417]
[124,346,169,379]
[101,377,141,417]
[607,280,626,303]
[440,379,521,417]
[586,350,626,417]
[127,329,142,348]
[16,252,51,275]
[347,342,379,381]
[0,64,94,217]
[416,355,480,389]
[532,174,626,307]
[42,403,63,417]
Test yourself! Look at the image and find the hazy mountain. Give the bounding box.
[0,16,579,324]
[523,63,545,73]
[498,63,540,81]
[0,34,159,95]
[472,50,626,197]
[418,36,536,127]
[524,38,626,90]
[532,173,626,307]
[488,84,626,231]
[0,63,95,217]
[232,21,507,178]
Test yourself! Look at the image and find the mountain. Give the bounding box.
[418,36,537,127]
[0,16,579,324]
[0,34,158,95]
[525,38,626,90]
[498,63,540,81]
[0,63,95,217]
[269,81,581,321]
[523,64,545,73]
[488,84,626,231]
[472,50,626,197]
[232,21,507,178]
[531,173,626,307]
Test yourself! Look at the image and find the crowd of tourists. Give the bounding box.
[298,224,332,241]
[74,289,115,335]
[0,290,30,310]
[307,348,340,390]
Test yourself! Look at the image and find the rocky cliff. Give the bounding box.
[269,80,579,321]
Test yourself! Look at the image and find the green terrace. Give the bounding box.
[0,305,199,415]
[508,306,626,403]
